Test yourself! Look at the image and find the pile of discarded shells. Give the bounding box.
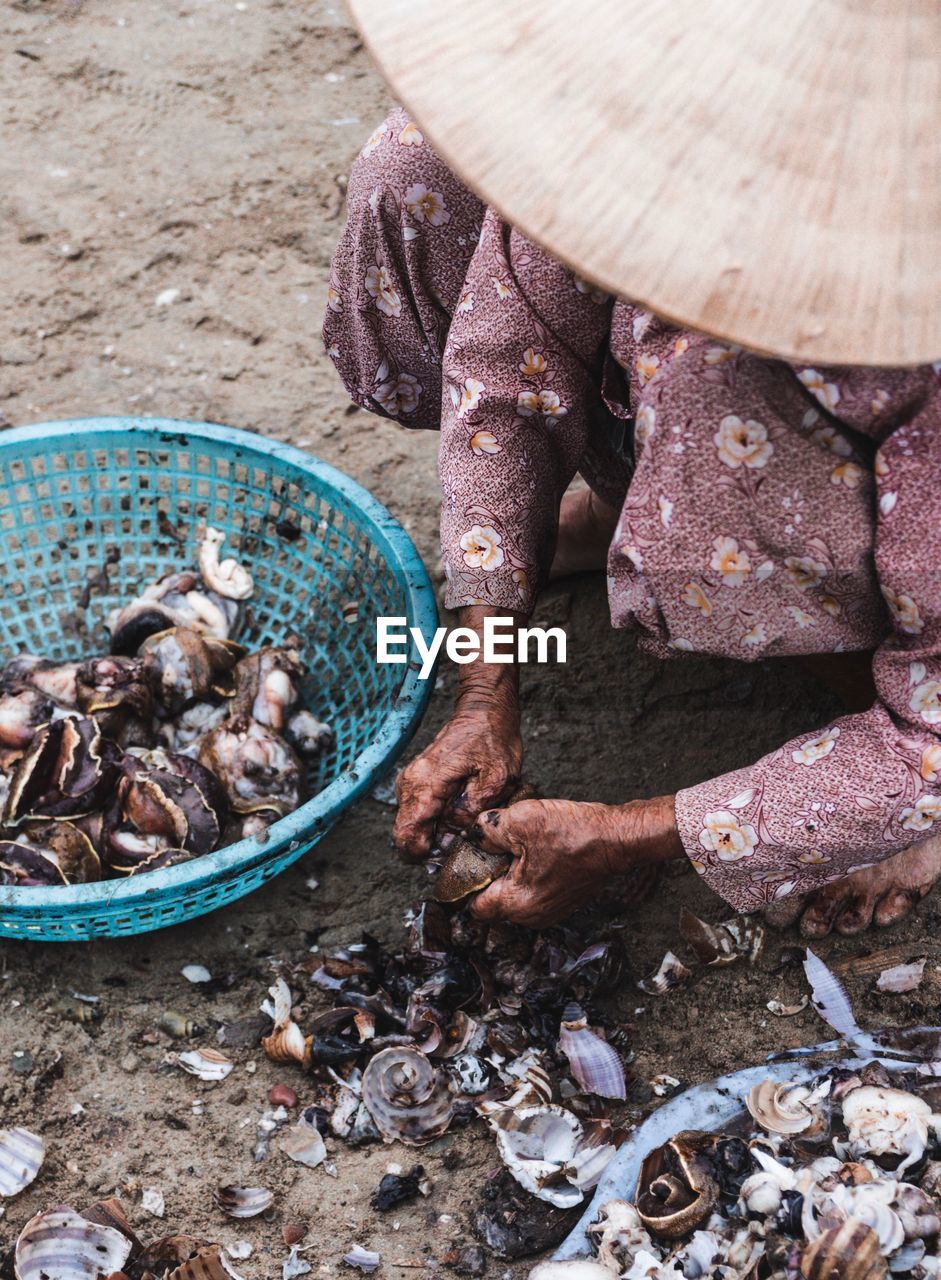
[0,528,332,886]
[535,1062,941,1280]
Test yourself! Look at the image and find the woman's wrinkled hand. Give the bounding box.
[393,605,525,861]
[469,794,682,928]
[393,678,522,862]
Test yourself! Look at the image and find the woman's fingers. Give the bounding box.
[471,799,542,855]
[459,765,518,819]
[470,874,518,922]
[393,757,464,859]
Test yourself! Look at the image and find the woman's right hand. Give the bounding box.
[392,608,523,861]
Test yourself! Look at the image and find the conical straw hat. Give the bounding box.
[348,0,941,367]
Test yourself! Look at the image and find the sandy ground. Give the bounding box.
[1,2,940,1277]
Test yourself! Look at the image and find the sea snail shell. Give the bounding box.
[747,1079,828,1137]
[361,1047,454,1146]
[636,1131,719,1239]
[799,1220,887,1280]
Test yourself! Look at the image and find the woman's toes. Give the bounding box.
[873,886,928,928]
[799,888,845,939]
[834,893,877,936]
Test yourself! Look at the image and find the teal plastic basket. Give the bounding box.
[0,417,437,941]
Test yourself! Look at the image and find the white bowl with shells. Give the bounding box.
[547,1030,941,1280]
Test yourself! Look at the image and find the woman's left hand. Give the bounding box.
[468,794,683,928]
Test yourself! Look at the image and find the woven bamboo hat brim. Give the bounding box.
[348,0,941,367]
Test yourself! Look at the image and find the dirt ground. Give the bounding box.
[1,2,940,1277]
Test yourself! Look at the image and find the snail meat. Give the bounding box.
[0,526,332,887]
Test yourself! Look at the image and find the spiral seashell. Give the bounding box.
[799,1220,887,1280]
[0,1127,44,1197]
[747,1079,828,1136]
[558,1004,626,1100]
[173,1048,233,1082]
[361,1047,454,1146]
[214,1185,274,1218]
[636,1132,720,1239]
[13,1206,133,1280]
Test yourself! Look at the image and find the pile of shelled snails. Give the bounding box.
[0,528,332,886]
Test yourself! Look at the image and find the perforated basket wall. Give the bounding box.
[0,418,436,941]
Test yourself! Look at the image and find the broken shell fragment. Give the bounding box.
[0,1127,44,1197]
[585,1199,655,1274]
[13,1206,133,1280]
[799,1220,887,1280]
[529,1264,613,1280]
[768,996,809,1016]
[875,959,926,994]
[488,1103,613,1210]
[214,1185,274,1218]
[636,951,692,996]
[262,978,310,1069]
[558,1004,626,1100]
[280,1118,327,1169]
[167,1246,245,1280]
[342,1246,381,1273]
[650,1074,681,1098]
[747,1078,829,1136]
[678,907,764,967]
[361,1046,454,1146]
[174,1048,234,1081]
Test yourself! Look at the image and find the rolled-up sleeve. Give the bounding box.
[675,389,941,912]
[439,211,613,613]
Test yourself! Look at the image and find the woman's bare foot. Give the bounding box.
[765,835,941,937]
[550,488,620,581]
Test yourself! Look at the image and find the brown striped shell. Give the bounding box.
[799,1220,887,1280]
[361,1047,454,1145]
[167,1247,244,1280]
[214,1185,273,1219]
